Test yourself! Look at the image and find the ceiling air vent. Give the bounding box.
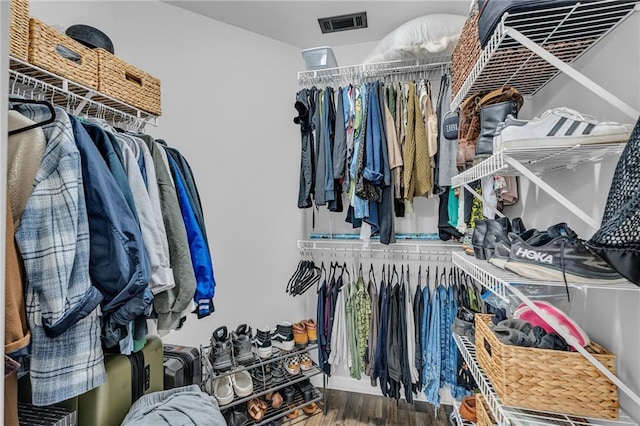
[318,12,368,34]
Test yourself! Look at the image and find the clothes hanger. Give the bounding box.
[8,97,56,136]
[368,264,377,291]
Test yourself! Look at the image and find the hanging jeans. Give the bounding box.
[372,281,389,396]
[423,285,441,408]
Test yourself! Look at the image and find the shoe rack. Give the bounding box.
[201,344,324,425]
[451,0,639,232]
[450,1,640,424]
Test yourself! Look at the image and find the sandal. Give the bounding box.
[303,402,318,415]
[247,398,265,422]
[285,405,299,420]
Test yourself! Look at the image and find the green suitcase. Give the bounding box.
[75,335,164,426]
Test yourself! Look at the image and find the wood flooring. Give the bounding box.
[294,389,452,426]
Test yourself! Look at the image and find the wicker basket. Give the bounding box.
[28,18,98,89]
[475,314,618,419]
[97,48,161,116]
[476,393,495,426]
[451,10,482,99]
[9,0,29,61]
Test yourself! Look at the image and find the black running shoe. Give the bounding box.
[505,223,626,284]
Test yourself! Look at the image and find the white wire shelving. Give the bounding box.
[454,333,638,426]
[297,56,450,87]
[450,139,628,230]
[451,251,638,302]
[298,239,462,258]
[9,56,158,129]
[451,0,640,117]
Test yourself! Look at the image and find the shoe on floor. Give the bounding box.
[494,107,632,151]
[210,375,234,406]
[271,322,295,351]
[253,326,273,359]
[232,324,254,365]
[231,370,253,397]
[505,223,626,284]
[210,326,233,371]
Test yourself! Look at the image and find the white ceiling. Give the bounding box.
[164,1,470,48]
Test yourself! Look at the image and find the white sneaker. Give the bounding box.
[210,376,234,406]
[231,370,254,397]
[493,107,632,150]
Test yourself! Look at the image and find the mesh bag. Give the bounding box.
[588,117,640,285]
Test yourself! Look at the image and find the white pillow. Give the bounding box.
[363,14,467,64]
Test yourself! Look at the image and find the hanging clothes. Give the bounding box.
[420,272,431,390]
[403,269,419,388]
[413,278,424,393]
[365,269,379,384]
[423,282,441,408]
[354,270,372,371]
[328,274,350,371]
[12,105,106,406]
[386,282,402,399]
[346,276,361,379]
[372,272,389,396]
[295,88,315,209]
[317,278,331,376]
[140,134,197,331]
[403,81,432,203]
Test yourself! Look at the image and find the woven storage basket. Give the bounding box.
[97,48,161,116]
[28,18,98,89]
[451,10,482,99]
[475,314,618,419]
[9,0,29,61]
[476,393,495,426]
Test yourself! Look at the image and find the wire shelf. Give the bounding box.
[454,334,638,426]
[297,57,450,87]
[450,142,626,188]
[451,0,639,110]
[298,239,463,256]
[451,252,638,301]
[239,388,323,426]
[9,56,158,129]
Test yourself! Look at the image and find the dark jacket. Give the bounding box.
[70,116,153,347]
[82,123,139,223]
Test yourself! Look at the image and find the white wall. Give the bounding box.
[30,1,312,348]
[505,12,640,421]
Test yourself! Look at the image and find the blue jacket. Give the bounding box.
[70,116,153,347]
[167,154,215,317]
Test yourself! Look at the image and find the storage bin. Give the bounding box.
[97,48,162,116]
[28,18,98,89]
[475,314,618,419]
[451,11,481,99]
[302,46,338,70]
[476,393,495,426]
[9,0,29,61]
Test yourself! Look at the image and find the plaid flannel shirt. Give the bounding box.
[13,104,105,405]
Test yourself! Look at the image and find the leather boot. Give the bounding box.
[476,100,520,157]
[472,220,488,260]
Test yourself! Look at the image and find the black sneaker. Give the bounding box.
[210,326,232,371]
[505,223,626,284]
[271,322,295,352]
[253,326,273,359]
[231,324,254,365]
[489,228,540,270]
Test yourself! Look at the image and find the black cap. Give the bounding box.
[66,24,114,54]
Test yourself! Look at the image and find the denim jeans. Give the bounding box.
[423,284,441,407]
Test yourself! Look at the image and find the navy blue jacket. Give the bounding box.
[70,116,153,347]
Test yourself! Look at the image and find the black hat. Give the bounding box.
[66,24,114,54]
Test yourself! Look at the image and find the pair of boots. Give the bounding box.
[472,217,526,261]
